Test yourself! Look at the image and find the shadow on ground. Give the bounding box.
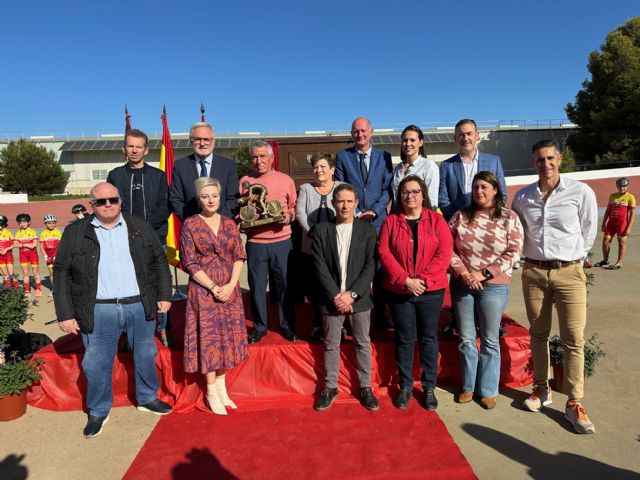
[0,454,28,480]
[170,447,238,480]
[462,423,639,479]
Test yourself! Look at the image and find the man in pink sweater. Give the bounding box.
[240,141,298,343]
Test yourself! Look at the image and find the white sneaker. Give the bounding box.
[565,402,595,434]
[523,383,552,412]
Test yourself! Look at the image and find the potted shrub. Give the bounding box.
[0,286,42,421]
[549,333,605,392]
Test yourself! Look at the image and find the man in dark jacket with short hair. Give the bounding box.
[107,128,169,242]
[53,182,173,439]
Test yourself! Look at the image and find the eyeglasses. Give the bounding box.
[400,189,422,198]
[91,197,120,207]
[191,137,214,144]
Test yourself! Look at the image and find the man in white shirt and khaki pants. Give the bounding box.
[512,140,598,434]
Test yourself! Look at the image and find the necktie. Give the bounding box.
[358,153,368,183]
[199,159,207,178]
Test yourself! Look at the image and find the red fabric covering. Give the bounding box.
[123,402,476,480]
[267,140,280,171]
[28,293,533,413]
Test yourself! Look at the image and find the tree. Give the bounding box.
[0,140,69,194]
[232,145,253,178]
[565,16,640,165]
[560,146,578,173]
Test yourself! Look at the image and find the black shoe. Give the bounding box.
[248,329,267,344]
[83,414,109,438]
[424,388,438,410]
[281,329,299,342]
[394,387,412,409]
[137,398,172,415]
[443,321,458,337]
[360,387,379,411]
[309,326,323,343]
[314,387,339,411]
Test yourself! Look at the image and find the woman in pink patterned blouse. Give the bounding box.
[448,171,523,409]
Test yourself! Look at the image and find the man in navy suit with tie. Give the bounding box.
[438,119,507,222]
[335,117,393,231]
[169,122,239,220]
[335,117,393,326]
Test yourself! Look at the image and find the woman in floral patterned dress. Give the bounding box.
[181,177,248,415]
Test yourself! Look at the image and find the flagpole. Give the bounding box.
[172,265,187,300]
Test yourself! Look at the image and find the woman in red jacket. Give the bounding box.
[378,175,453,410]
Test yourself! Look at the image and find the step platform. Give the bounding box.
[28,292,533,413]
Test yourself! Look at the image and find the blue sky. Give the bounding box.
[0,1,637,137]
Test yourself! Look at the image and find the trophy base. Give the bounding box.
[240,215,284,231]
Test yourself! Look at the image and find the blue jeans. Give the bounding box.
[389,289,445,390]
[156,312,168,333]
[246,239,296,333]
[81,302,159,417]
[452,279,509,397]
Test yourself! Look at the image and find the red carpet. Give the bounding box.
[123,401,476,480]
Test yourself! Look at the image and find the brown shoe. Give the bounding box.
[456,391,473,404]
[479,397,497,409]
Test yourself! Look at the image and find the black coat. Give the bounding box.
[106,163,169,242]
[311,218,377,313]
[169,153,239,220]
[53,214,172,333]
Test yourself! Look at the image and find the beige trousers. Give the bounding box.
[521,262,587,400]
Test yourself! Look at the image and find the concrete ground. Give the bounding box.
[1,219,639,479]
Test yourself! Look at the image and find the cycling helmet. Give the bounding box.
[43,213,57,223]
[616,177,629,187]
[0,215,7,227]
[16,213,31,223]
[71,204,87,214]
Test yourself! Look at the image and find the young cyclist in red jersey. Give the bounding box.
[40,213,63,294]
[0,215,19,288]
[595,177,636,270]
[14,213,42,296]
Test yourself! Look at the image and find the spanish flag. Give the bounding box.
[159,106,182,267]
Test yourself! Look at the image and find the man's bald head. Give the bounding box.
[89,182,122,226]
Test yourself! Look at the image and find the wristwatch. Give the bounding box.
[350,291,359,300]
[481,269,492,280]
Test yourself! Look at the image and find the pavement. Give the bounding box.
[1,216,639,479]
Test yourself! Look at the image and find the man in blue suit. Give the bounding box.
[335,117,393,231]
[438,119,507,222]
[335,117,393,327]
[169,122,239,220]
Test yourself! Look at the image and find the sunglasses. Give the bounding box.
[91,197,120,207]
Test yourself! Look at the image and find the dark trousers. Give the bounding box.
[389,289,445,390]
[302,253,323,328]
[246,239,296,333]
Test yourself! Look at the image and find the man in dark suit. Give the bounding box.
[169,122,239,219]
[335,117,393,231]
[438,119,507,222]
[312,183,378,411]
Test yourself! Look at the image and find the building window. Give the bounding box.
[91,169,108,181]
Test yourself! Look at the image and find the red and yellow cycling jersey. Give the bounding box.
[607,192,636,222]
[0,229,14,251]
[40,228,62,252]
[15,227,38,250]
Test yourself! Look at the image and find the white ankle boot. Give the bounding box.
[215,374,237,409]
[206,383,227,415]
